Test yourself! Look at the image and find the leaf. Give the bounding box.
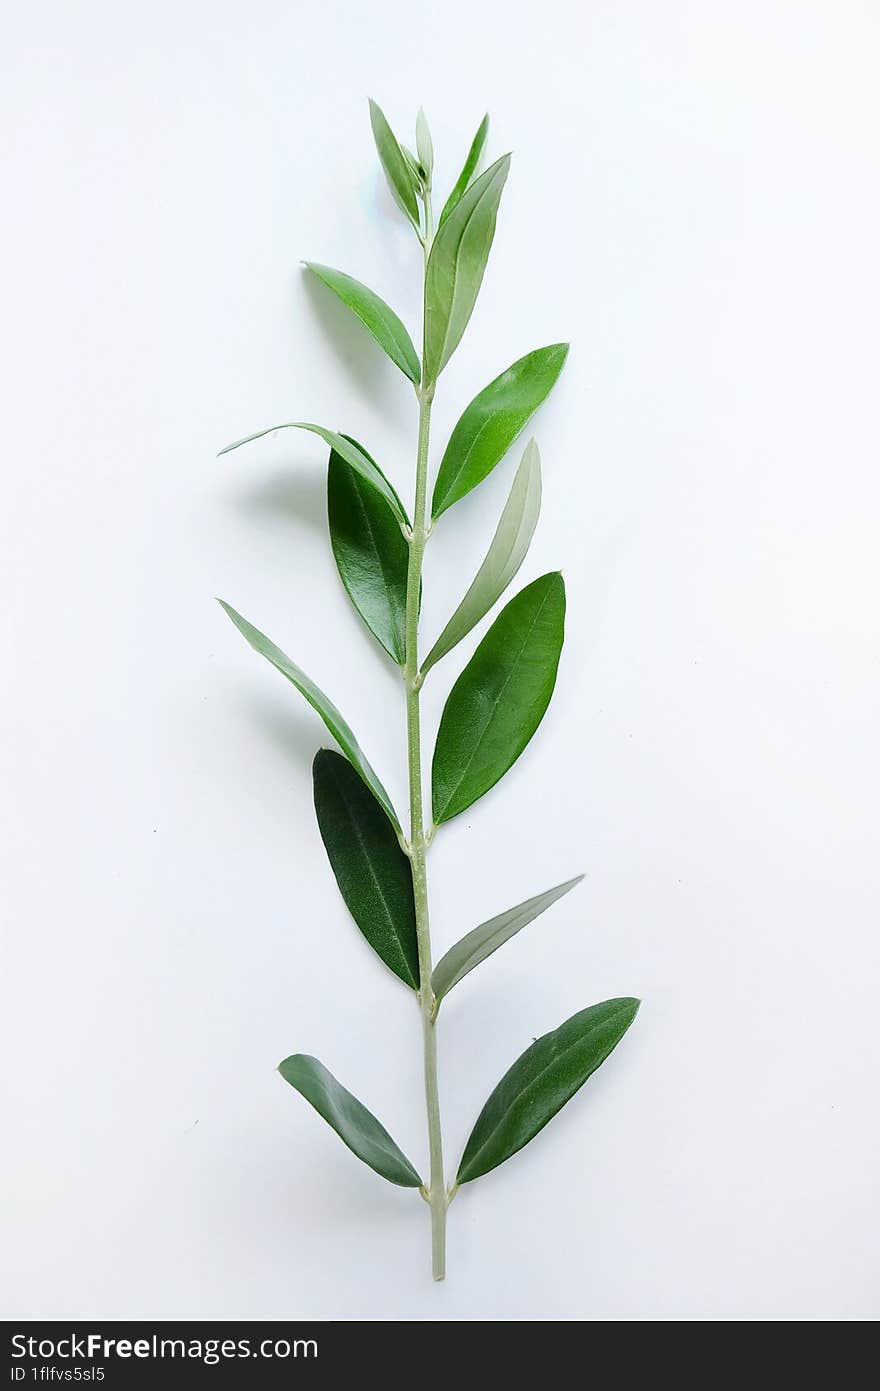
[219,422,408,529]
[369,98,420,230]
[439,113,489,227]
[328,437,409,664]
[456,998,640,1185]
[432,344,569,520]
[421,440,541,676]
[401,145,424,189]
[313,750,419,988]
[423,153,511,382]
[304,263,420,384]
[431,573,565,824]
[415,108,433,186]
[218,600,400,830]
[279,1053,422,1188]
[432,874,583,1006]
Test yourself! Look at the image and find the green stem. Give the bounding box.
[405,188,446,1280]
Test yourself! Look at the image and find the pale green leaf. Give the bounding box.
[421,439,541,676]
[218,600,400,830]
[219,421,407,528]
[432,874,583,1005]
[415,108,433,187]
[401,144,424,189]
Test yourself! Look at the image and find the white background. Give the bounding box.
[2,0,879,1321]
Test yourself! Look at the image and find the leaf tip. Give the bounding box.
[614,996,641,1027]
[312,746,335,775]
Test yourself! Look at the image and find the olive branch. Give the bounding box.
[219,102,639,1280]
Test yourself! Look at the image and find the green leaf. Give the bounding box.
[439,113,489,227]
[415,108,433,187]
[218,600,400,830]
[401,144,424,190]
[279,1053,422,1188]
[456,998,640,1185]
[328,437,409,664]
[369,99,420,230]
[431,573,565,824]
[423,153,511,382]
[313,750,419,988]
[432,344,569,520]
[219,422,408,529]
[421,440,541,677]
[432,874,583,1006]
[304,263,420,384]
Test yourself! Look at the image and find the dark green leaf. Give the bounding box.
[432,874,583,1005]
[313,750,419,988]
[438,114,489,227]
[421,440,541,676]
[279,1053,422,1187]
[218,601,400,830]
[328,437,409,663]
[431,573,565,824]
[304,263,420,384]
[423,154,510,382]
[432,344,569,519]
[457,998,640,1184]
[220,421,408,528]
[415,108,433,187]
[368,99,420,230]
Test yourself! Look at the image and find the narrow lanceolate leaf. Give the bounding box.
[401,145,424,190]
[431,573,565,824]
[218,601,400,830]
[368,99,420,230]
[219,422,408,528]
[439,113,490,227]
[279,1054,422,1188]
[421,440,542,676]
[304,263,420,384]
[313,750,419,988]
[432,344,569,519]
[328,438,408,664]
[456,998,640,1185]
[423,154,511,382]
[432,874,584,1006]
[415,108,433,187]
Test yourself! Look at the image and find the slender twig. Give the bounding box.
[404,184,446,1279]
